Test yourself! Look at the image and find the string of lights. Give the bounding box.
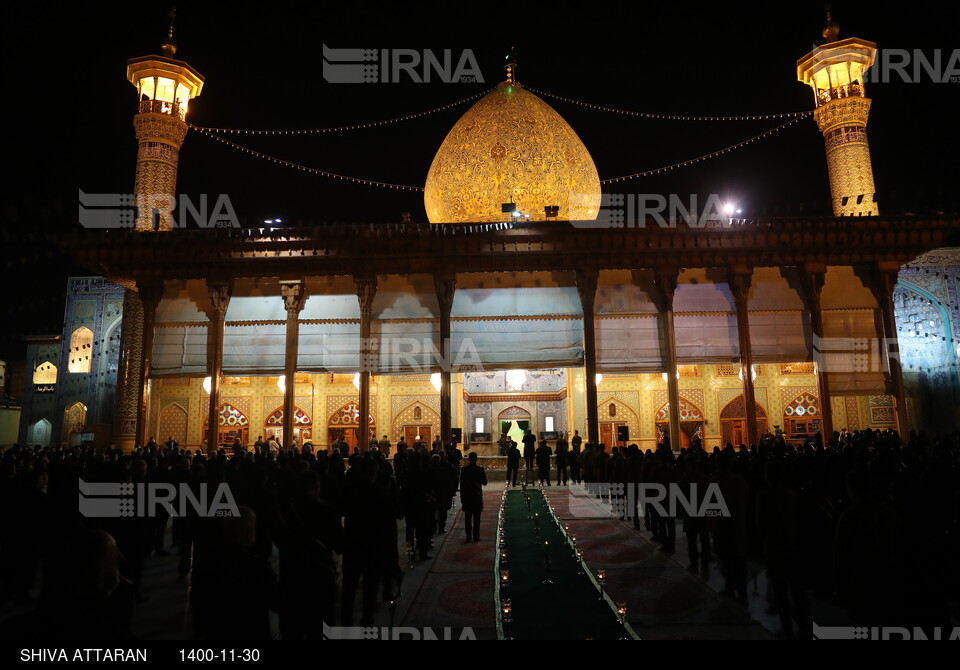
[189,87,496,135]
[525,86,814,121]
[600,116,810,184]
[191,126,426,191]
[194,113,809,189]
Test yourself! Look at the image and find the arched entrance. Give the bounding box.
[29,419,52,446]
[782,393,821,442]
[392,402,440,450]
[720,395,768,447]
[654,398,705,449]
[202,403,250,448]
[157,403,188,447]
[62,402,87,445]
[497,406,531,446]
[328,402,375,450]
[264,405,313,446]
[599,397,639,447]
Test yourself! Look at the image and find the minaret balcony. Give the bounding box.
[138,99,186,121]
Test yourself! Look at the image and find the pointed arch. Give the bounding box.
[328,402,374,426]
[29,419,52,446]
[33,361,58,385]
[62,402,87,443]
[264,405,313,427]
[68,327,94,373]
[392,401,441,440]
[157,403,188,446]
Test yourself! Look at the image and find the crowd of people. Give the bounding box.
[559,428,960,636]
[0,425,957,639]
[0,435,486,639]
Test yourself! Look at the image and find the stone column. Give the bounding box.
[136,282,164,447]
[576,270,600,444]
[281,280,306,450]
[114,289,144,451]
[799,264,835,443]
[355,277,377,450]
[206,282,230,450]
[730,268,759,448]
[650,270,681,451]
[865,263,909,440]
[434,274,456,445]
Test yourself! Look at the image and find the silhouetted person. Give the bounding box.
[506,442,521,486]
[192,506,278,640]
[536,441,553,486]
[460,452,487,542]
[522,430,536,471]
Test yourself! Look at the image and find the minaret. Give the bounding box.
[797,10,878,216]
[126,9,204,230]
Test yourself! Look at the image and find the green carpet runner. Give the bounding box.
[495,488,639,640]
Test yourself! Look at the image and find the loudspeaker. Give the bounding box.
[451,427,462,444]
[617,425,630,442]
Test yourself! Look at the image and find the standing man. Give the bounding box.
[378,434,392,457]
[522,430,537,471]
[555,433,569,485]
[506,441,521,487]
[535,440,553,486]
[459,452,487,542]
[571,430,582,453]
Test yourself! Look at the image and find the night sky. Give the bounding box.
[3,0,958,359]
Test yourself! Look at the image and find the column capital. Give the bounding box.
[280,279,307,315]
[433,273,456,317]
[136,281,164,312]
[648,269,679,313]
[354,276,377,319]
[727,266,753,307]
[576,269,599,309]
[206,280,231,319]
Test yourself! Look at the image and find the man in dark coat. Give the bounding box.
[535,441,553,486]
[459,452,487,542]
[506,442,521,486]
[522,430,537,471]
[555,434,569,485]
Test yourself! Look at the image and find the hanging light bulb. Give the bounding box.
[202,377,211,395]
[595,373,603,386]
[431,373,442,391]
[353,373,361,390]
[277,375,286,394]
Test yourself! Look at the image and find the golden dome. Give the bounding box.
[424,81,601,223]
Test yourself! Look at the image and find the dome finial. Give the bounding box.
[505,45,518,84]
[161,6,177,57]
[822,3,840,43]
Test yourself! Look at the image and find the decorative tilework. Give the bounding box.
[392,402,440,439]
[779,386,819,416]
[843,396,860,430]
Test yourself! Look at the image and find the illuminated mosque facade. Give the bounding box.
[16,15,960,454]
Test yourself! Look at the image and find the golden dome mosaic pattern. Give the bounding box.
[424,82,601,223]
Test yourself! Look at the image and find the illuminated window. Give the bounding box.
[68,327,93,373]
[475,417,484,433]
[544,416,554,432]
[33,361,58,385]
